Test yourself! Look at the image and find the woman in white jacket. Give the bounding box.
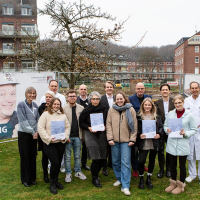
[164,95,197,194]
[38,98,70,194]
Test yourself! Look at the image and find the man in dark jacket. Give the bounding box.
[76,84,90,170]
[128,82,152,178]
[154,83,175,178]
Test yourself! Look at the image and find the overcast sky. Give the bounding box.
[37,0,200,47]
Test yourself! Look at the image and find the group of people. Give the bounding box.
[16,79,200,196]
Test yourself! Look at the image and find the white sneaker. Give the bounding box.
[65,174,72,183]
[121,188,131,196]
[60,166,65,173]
[75,172,87,180]
[185,176,195,183]
[113,180,121,186]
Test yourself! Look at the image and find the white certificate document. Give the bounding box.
[142,120,156,138]
[51,121,65,140]
[168,118,183,138]
[90,113,104,131]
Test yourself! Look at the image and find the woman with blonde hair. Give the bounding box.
[137,98,163,189]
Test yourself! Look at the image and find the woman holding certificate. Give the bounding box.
[38,98,70,194]
[17,87,40,187]
[164,94,197,194]
[38,91,55,183]
[79,91,107,188]
[137,98,163,190]
[106,91,137,196]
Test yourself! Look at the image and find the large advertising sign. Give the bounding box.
[184,74,200,95]
[0,72,55,140]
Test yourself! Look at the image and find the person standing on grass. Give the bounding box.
[63,90,87,183]
[79,91,108,188]
[38,98,70,194]
[184,81,200,185]
[38,91,55,183]
[40,80,67,173]
[164,95,197,194]
[17,87,40,187]
[128,82,151,178]
[137,98,163,190]
[154,84,175,178]
[100,81,115,176]
[106,91,137,196]
[76,84,90,171]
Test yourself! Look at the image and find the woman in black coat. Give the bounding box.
[38,91,55,183]
[79,91,107,188]
[137,98,163,190]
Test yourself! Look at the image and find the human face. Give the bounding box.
[26,90,36,103]
[91,95,100,106]
[45,93,54,105]
[105,83,114,96]
[160,86,170,98]
[143,101,152,114]
[190,83,200,98]
[52,100,61,112]
[67,92,77,105]
[115,94,125,107]
[0,85,16,121]
[79,85,87,97]
[49,81,58,94]
[174,99,184,111]
[135,83,145,97]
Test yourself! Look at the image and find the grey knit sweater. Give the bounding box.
[17,100,40,135]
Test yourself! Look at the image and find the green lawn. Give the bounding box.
[0,140,200,200]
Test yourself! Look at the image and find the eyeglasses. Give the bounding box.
[174,102,183,105]
[68,96,77,98]
[80,89,87,90]
[91,98,100,101]
[137,88,144,90]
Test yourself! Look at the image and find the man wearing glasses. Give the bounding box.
[76,84,90,170]
[184,81,200,185]
[129,82,151,178]
[63,90,87,183]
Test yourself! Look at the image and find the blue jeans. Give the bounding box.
[111,142,131,189]
[64,137,82,174]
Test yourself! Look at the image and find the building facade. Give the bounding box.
[0,0,38,72]
[174,31,200,82]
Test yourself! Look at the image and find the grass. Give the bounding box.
[0,140,200,200]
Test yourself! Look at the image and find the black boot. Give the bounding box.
[55,182,64,190]
[50,183,57,194]
[139,176,145,189]
[157,169,164,178]
[44,174,50,183]
[146,175,153,189]
[92,176,102,188]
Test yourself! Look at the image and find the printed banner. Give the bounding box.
[0,72,55,140]
[184,74,200,95]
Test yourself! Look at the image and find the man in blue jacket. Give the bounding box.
[129,82,152,178]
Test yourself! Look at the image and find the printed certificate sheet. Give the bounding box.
[51,121,65,140]
[168,118,183,138]
[142,120,156,138]
[90,113,104,131]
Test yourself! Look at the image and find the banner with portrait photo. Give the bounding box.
[184,74,200,95]
[0,72,55,140]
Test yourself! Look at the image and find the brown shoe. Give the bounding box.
[171,180,186,194]
[165,179,177,193]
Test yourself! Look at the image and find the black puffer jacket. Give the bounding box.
[137,115,163,151]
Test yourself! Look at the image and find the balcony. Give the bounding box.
[0,28,39,38]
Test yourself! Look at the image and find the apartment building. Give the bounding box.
[0,0,38,72]
[174,31,200,82]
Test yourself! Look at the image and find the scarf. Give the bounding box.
[112,103,135,132]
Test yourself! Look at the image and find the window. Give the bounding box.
[21,7,32,16]
[138,74,143,78]
[137,67,142,73]
[21,24,35,35]
[3,43,15,54]
[195,46,199,53]
[195,67,199,74]
[2,4,14,15]
[160,74,165,78]
[159,67,164,72]
[3,62,15,71]
[166,67,172,72]
[195,56,199,63]
[132,62,135,65]
[130,67,135,72]
[167,74,172,78]
[2,23,14,35]
[22,61,34,69]
[152,68,157,72]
